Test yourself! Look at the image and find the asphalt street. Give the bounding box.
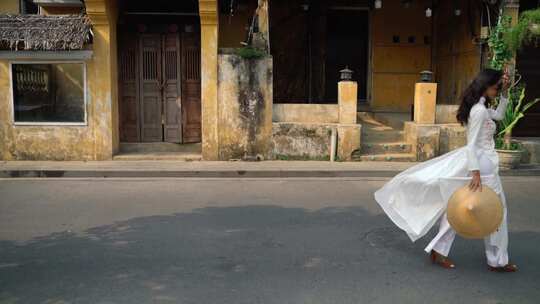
[0,176,539,304]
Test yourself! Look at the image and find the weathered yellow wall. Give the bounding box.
[370,0,432,112]
[0,61,101,160]
[273,104,339,124]
[270,80,361,161]
[85,0,118,159]
[0,0,19,13]
[271,122,361,161]
[200,0,220,160]
[0,0,119,160]
[217,53,273,160]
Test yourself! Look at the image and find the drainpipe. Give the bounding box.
[330,127,337,162]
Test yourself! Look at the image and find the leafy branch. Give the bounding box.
[506,8,540,52]
[488,14,513,70]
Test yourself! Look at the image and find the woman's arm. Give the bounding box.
[466,106,487,191]
[487,95,509,121]
[465,106,487,172]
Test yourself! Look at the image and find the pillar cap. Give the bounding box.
[419,70,434,82]
[339,66,354,81]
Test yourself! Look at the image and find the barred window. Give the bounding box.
[11,63,86,124]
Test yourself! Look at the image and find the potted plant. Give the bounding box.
[487,11,540,169]
[495,85,540,169]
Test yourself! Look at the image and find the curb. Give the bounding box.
[1,168,540,178]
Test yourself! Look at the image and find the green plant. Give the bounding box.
[495,137,522,150]
[488,14,514,70]
[235,46,266,59]
[506,8,540,52]
[496,85,540,150]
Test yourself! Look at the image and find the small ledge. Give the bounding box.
[34,0,84,7]
[0,50,93,60]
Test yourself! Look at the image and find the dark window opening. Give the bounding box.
[12,63,85,123]
[20,0,39,14]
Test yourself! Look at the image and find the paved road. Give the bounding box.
[0,176,539,304]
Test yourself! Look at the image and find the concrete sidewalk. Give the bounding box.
[1,160,540,178]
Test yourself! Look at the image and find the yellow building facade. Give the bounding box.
[0,0,528,161]
[0,0,222,160]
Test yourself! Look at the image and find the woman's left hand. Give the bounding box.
[501,70,511,92]
[469,170,482,192]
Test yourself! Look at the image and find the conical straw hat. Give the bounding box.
[446,184,503,239]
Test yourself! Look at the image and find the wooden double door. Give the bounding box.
[119,30,201,143]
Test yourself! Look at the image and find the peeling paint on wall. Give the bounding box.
[217,53,273,160]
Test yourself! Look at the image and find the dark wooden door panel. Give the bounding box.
[162,33,183,143]
[181,31,202,143]
[139,34,163,142]
[325,9,369,103]
[119,28,201,143]
[119,34,140,142]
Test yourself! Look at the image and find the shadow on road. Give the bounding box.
[0,205,538,303]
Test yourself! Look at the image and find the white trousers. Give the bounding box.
[424,154,509,267]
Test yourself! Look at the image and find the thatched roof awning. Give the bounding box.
[0,14,92,51]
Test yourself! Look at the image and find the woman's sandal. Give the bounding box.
[429,250,456,269]
[488,263,518,272]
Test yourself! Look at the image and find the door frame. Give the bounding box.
[119,26,201,144]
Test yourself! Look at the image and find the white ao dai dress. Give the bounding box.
[374,95,510,266]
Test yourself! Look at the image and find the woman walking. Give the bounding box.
[374,68,517,272]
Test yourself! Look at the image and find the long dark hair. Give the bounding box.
[456,69,503,125]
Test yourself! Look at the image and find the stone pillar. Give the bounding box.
[0,60,11,159]
[337,124,361,161]
[217,53,273,160]
[337,80,361,161]
[199,0,219,160]
[413,82,437,124]
[338,81,357,124]
[86,0,117,159]
[404,121,440,161]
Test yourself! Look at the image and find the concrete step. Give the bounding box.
[113,152,202,161]
[372,112,411,130]
[357,111,376,123]
[119,142,201,153]
[354,153,417,162]
[362,129,404,143]
[361,142,412,154]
